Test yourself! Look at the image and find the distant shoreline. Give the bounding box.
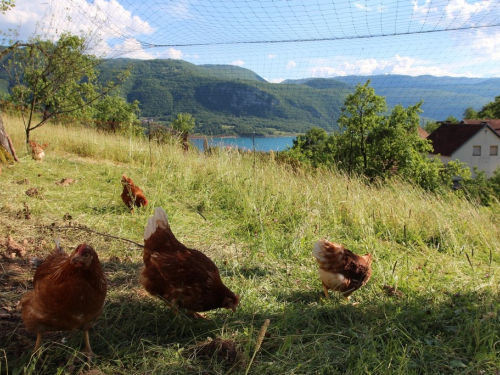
[190,133,300,139]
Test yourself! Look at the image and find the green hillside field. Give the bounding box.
[1,113,500,374]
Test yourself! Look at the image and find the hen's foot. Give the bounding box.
[186,311,208,320]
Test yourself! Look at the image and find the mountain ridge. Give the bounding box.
[1,53,498,135]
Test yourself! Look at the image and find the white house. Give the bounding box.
[427,123,500,177]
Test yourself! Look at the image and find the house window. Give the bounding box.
[473,146,481,156]
[490,146,498,156]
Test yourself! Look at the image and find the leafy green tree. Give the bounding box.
[463,106,479,119]
[172,113,195,134]
[488,166,500,197]
[171,113,196,151]
[424,121,441,134]
[7,33,129,142]
[478,94,500,119]
[92,95,141,135]
[462,167,494,206]
[337,80,386,174]
[0,0,14,14]
[437,159,472,194]
[288,127,334,167]
[332,81,454,191]
[444,115,459,123]
[367,102,434,181]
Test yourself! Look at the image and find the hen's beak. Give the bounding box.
[71,255,83,266]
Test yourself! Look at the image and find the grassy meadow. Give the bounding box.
[1,114,499,374]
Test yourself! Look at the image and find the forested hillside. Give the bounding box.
[285,75,500,121]
[96,59,349,135]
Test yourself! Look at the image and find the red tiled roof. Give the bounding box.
[418,127,429,139]
[461,119,500,131]
[427,124,486,156]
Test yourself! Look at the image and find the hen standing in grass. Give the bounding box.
[140,207,239,318]
[29,141,48,161]
[20,239,107,360]
[121,174,148,212]
[313,239,372,301]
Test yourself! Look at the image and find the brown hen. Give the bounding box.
[29,141,48,161]
[140,207,239,318]
[313,239,372,301]
[121,174,148,212]
[20,239,107,360]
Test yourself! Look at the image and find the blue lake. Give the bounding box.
[190,136,296,152]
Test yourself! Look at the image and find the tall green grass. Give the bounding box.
[1,114,499,374]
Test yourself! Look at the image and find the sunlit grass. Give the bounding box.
[1,113,499,374]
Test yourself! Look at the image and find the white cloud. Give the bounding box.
[164,47,183,59]
[444,0,493,24]
[468,30,500,60]
[265,77,285,83]
[355,3,371,11]
[231,60,245,66]
[106,40,184,60]
[0,0,48,39]
[310,55,465,77]
[286,60,297,69]
[268,54,276,59]
[112,38,155,59]
[163,0,193,19]
[413,0,494,27]
[355,2,386,12]
[0,0,155,58]
[412,0,439,18]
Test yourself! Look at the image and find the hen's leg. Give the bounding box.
[322,283,330,300]
[83,330,94,363]
[342,293,360,305]
[33,333,43,352]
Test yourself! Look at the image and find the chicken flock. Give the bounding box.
[17,174,372,361]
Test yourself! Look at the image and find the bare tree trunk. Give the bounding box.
[182,132,189,152]
[0,113,18,162]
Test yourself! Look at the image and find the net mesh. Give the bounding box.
[2,0,500,134]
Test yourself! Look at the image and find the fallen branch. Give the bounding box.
[43,224,144,248]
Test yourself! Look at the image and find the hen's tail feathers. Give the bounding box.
[312,239,328,262]
[144,207,169,240]
[54,237,65,253]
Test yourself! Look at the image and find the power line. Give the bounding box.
[138,22,500,49]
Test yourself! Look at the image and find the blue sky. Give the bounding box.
[2,0,500,81]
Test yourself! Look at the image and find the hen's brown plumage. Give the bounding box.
[29,141,48,161]
[20,240,107,359]
[121,174,148,212]
[140,207,239,318]
[313,239,372,300]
